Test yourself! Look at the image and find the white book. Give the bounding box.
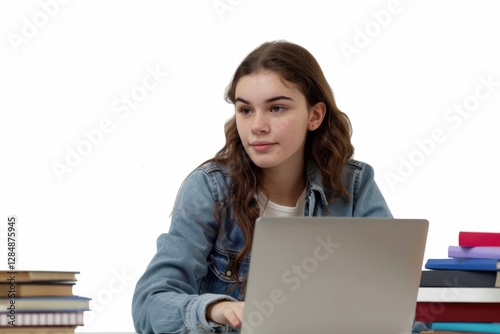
[0,311,84,326]
[418,287,500,302]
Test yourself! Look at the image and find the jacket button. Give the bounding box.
[226,270,232,277]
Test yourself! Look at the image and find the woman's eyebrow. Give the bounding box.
[234,97,250,104]
[234,96,295,104]
[265,96,294,103]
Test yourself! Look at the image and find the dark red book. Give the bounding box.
[459,231,500,247]
[416,302,500,322]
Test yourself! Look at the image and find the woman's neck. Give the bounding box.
[261,164,306,207]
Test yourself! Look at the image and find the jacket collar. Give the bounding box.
[305,159,329,207]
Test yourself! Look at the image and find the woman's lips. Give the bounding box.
[251,142,275,152]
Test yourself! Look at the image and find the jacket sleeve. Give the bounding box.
[352,162,393,218]
[131,169,236,333]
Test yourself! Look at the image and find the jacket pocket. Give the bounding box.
[200,246,248,299]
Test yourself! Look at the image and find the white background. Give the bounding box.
[1,0,499,332]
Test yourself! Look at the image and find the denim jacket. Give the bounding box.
[132,159,429,334]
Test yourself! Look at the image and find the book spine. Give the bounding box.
[431,322,500,333]
[459,231,500,247]
[0,312,84,326]
[416,302,500,322]
[420,270,498,287]
[448,245,500,259]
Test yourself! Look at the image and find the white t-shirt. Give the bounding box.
[257,188,307,217]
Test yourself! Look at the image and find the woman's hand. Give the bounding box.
[206,300,245,329]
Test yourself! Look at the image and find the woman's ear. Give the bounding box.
[308,102,326,130]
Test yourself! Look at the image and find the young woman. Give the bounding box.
[132,40,426,333]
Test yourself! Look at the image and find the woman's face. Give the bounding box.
[235,70,317,172]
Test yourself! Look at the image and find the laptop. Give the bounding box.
[240,217,428,334]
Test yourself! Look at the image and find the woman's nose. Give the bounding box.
[251,111,270,134]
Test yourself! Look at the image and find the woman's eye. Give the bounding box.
[271,106,285,113]
[239,107,252,115]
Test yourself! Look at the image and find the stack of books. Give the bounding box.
[0,270,91,334]
[416,231,500,333]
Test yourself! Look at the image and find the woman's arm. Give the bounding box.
[131,168,236,333]
[351,162,393,218]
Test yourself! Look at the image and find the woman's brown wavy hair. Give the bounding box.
[205,40,354,296]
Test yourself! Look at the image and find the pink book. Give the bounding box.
[459,231,500,246]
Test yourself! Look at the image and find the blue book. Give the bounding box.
[425,258,500,271]
[432,322,500,333]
